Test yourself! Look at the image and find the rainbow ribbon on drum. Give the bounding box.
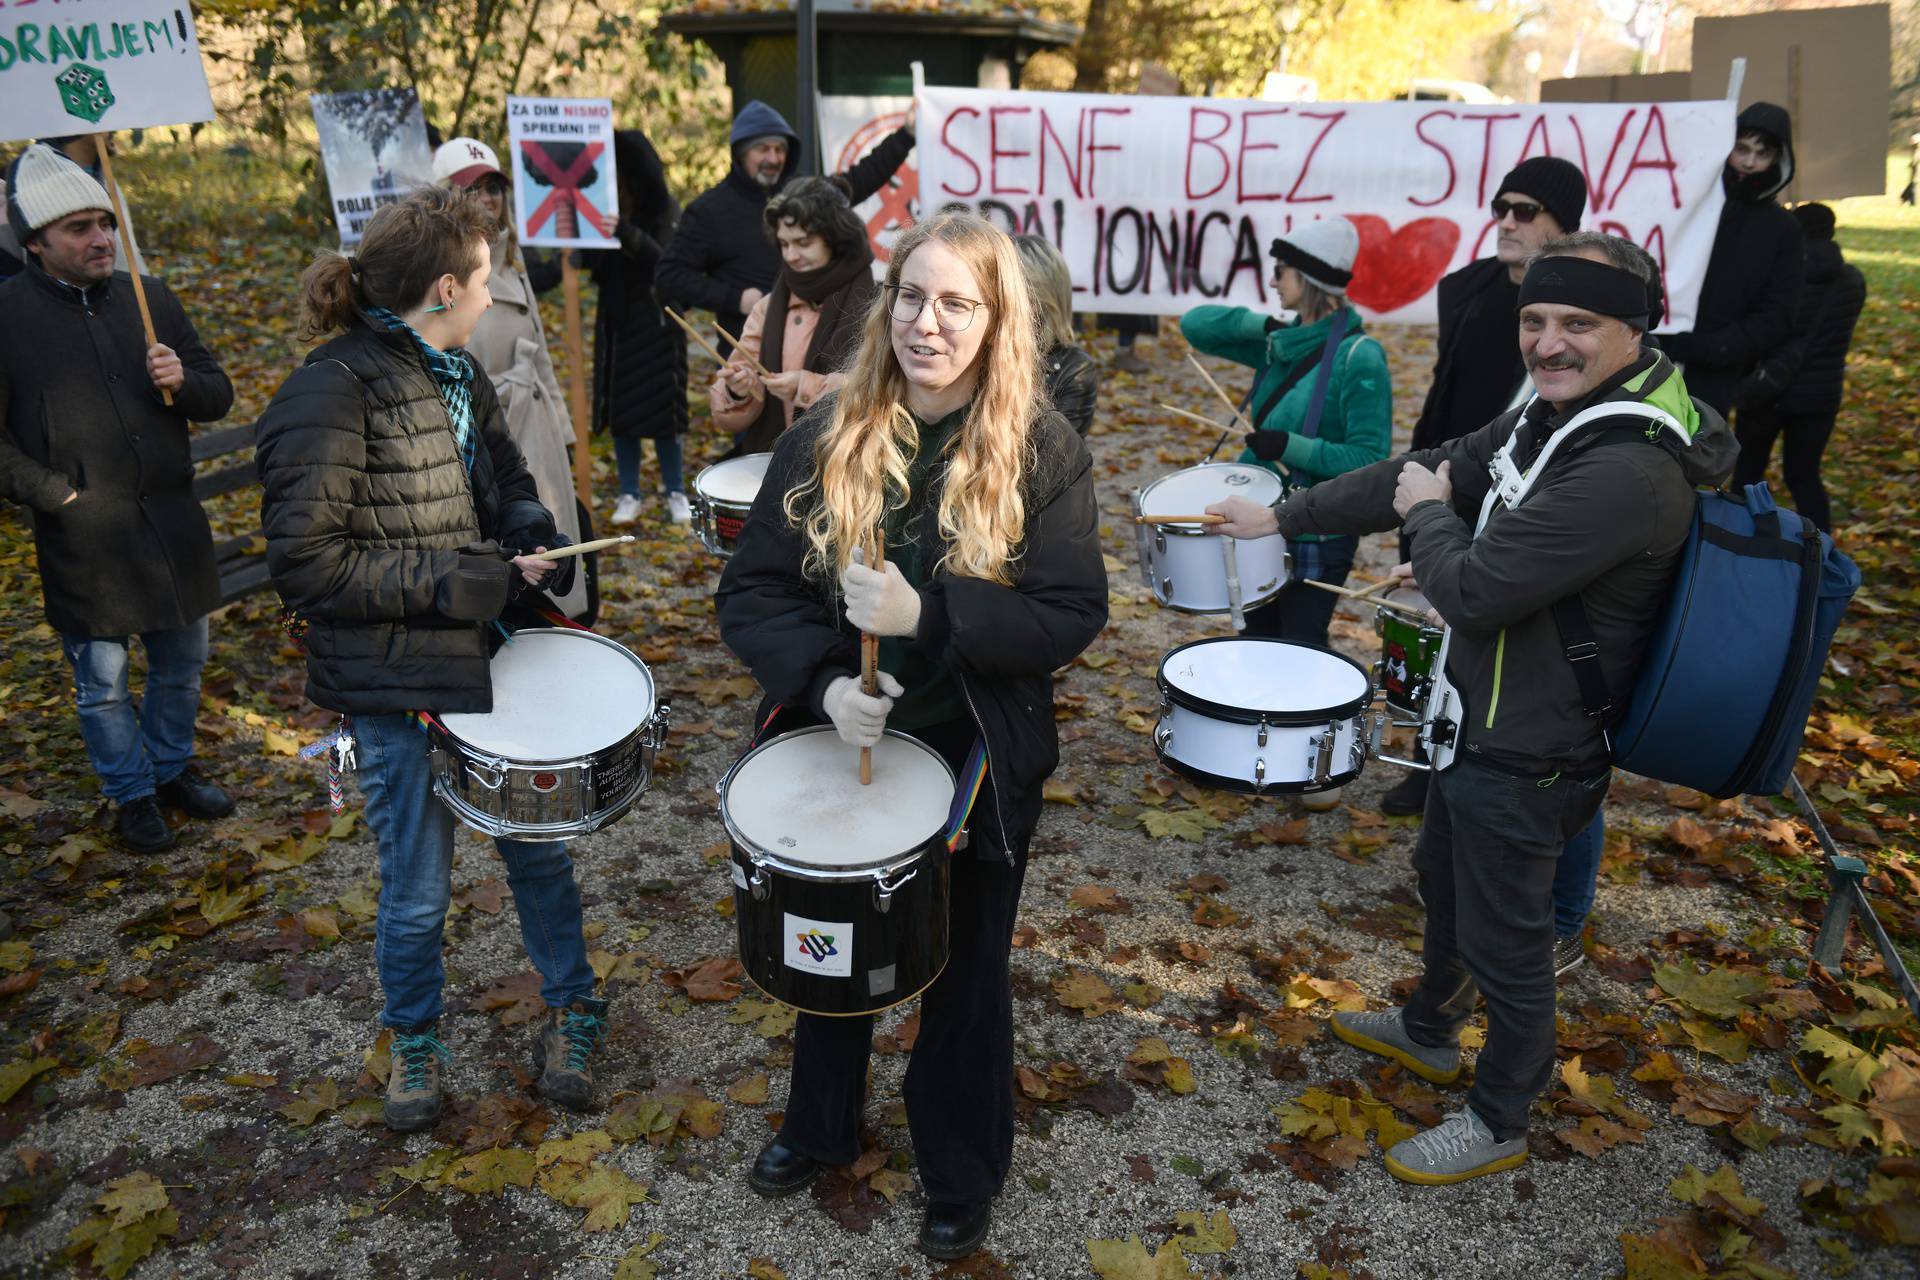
[942,738,990,853]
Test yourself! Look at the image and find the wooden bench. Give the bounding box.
[190,422,273,604]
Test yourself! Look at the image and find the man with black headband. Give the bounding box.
[1660,103,1803,417]
[1209,232,1736,1185]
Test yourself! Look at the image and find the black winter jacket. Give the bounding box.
[1741,238,1866,417]
[0,265,233,636]
[1042,343,1099,437]
[1662,103,1803,416]
[657,105,915,346]
[588,130,687,441]
[715,400,1108,859]
[255,318,571,715]
[1411,256,1525,452]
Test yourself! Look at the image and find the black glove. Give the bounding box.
[436,549,513,622]
[1244,429,1290,462]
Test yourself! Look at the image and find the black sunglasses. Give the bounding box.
[1491,197,1544,224]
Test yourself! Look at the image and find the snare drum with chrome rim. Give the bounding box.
[1154,637,1373,794]
[723,726,956,1017]
[1373,587,1444,721]
[691,453,771,558]
[1132,463,1289,627]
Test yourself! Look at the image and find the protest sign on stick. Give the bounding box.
[506,97,618,507]
[821,95,918,269]
[917,86,1734,329]
[2,0,219,405]
[311,90,436,247]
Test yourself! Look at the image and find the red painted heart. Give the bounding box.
[1344,214,1462,315]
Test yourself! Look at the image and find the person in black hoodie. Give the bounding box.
[716,212,1106,1260]
[587,129,691,527]
[1730,203,1866,532]
[657,100,914,352]
[255,188,609,1136]
[1660,103,1803,417]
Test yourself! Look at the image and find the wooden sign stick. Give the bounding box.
[91,137,170,407]
[709,320,775,379]
[560,256,592,508]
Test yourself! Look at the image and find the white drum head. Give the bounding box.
[1384,586,1432,615]
[1162,638,1368,714]
[440,631,655,759]
[697,453,771,505]
[1139,464,1283,518]
[727,730,953,868]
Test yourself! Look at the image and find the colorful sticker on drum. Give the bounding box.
[783,912,853,978]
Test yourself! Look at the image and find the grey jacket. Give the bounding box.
[1277,352,1738,775]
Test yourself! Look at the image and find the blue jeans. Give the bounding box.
[1553,810,1606,940]
[351,713,595,1029]
[614,434,685,496]
[60,618,209,804]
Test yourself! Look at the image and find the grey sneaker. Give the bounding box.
[1329,1007,1461,1084]
[1553,935,1586,978]
[1384,1107,1527,1184]
[533,995,609,1112]
[385,1026,450,1132]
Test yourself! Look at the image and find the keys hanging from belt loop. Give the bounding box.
[328,718,355,813]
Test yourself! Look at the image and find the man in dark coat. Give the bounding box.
[1730,203,1866,532]
[656,100,915,349]
[1660,103,1803,417]
[0,144,236,853]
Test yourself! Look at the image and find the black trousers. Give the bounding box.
[1242,534,1356,645]
[1733,404,1836,532]
[776,721,1031,1205]
[1402,756,1608,1139]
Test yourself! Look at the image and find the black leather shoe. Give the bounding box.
[919,1199,991,1260]
[156,767,234,820]
[116,796,175,854]
[748,1138,822,1198]
[1379,769,1430,818]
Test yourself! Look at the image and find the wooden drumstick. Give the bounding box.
[1158,402,1231,432]
[1353,575,1399,601]
[1185,353,1253,431]
[1131,513,1226,525]
[532,534,636,561]
[1299,577,1370,599]
[663,306,730,366]
[858,535,882,786]
[710,320,776,379]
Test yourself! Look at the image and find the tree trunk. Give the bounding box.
[1073,0,1121,93]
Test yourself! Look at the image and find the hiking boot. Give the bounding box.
[385,1025,450,1132]
[1384,1107,1527,1185]
[533,995,609,1112]
[116,796,175,854]
[1329,1007,1461,1085]
[157,766,235,819]
[1111,349,1148,374]
[1553,934,1586,978]
[1380,769,1429,817]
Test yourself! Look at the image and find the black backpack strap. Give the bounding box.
[1248,350,1321,429]
[1549,592,1616,756]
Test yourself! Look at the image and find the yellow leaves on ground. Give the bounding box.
[64,1172,177,1280]
[277,1077,340,1127]
[197,881,266,927]
[1053,967,1123,1017]
[727,997,798,1039]
[1139,808,1219,842]
[1087,1234,1199,1279]
[1281,975,1368,1012]
[444,1146,537,1196]
[0,1056,59,1104]
[606,1082,725,1147]
[613,1233,665,1280]
[1272,1086,1414,1156]
[1553,1055,1653,1159]
[727,1072,771,1105]
[534,1130,653,1231]
[1125,1038,1197,1096]
[587,949,650,984]
[1651,962,1775,1021]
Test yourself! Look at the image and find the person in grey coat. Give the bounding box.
[0,144,235,855]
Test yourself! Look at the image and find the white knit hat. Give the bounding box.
[432,137,506,189]
[6,143,113,244]
[1270,217,1361,294]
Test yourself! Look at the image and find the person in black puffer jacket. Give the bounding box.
[256,188,609,1136]
[716,213,1106,1262]
[1014,234,1098,435]
[1660,103,1803,417]
[1731,203,1866,532]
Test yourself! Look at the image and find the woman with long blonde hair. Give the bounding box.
[716,212,1107,1260]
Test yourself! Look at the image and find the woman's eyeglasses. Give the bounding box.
[885,284,987,332]
[1491,198,1544,224]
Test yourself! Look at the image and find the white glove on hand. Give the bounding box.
[841,547,923,637]
[822,671,905,748]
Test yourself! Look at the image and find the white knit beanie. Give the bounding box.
[6,143,113,243]
[1270,217,1361,294]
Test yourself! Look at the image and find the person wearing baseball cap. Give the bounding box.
[1180,216,1392,678]
[0,143,237,854]
[1382,155,1586,819]
[434,137,591,619]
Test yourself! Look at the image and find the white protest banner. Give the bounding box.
[506,96,617,250]
[311,89,435,246]
[918,87,1734,329]
[820,94,918,270]
[0,1,214,141]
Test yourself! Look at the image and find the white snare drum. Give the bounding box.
[691,453,771,557]
[723,727,956,1017]
[1132,463,1289,628]
[430,629,670,838]
[1155,637,1373,794]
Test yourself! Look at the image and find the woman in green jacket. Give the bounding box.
[1180,219,1392,645]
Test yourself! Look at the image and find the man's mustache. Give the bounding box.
[1528,353,1584,372]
